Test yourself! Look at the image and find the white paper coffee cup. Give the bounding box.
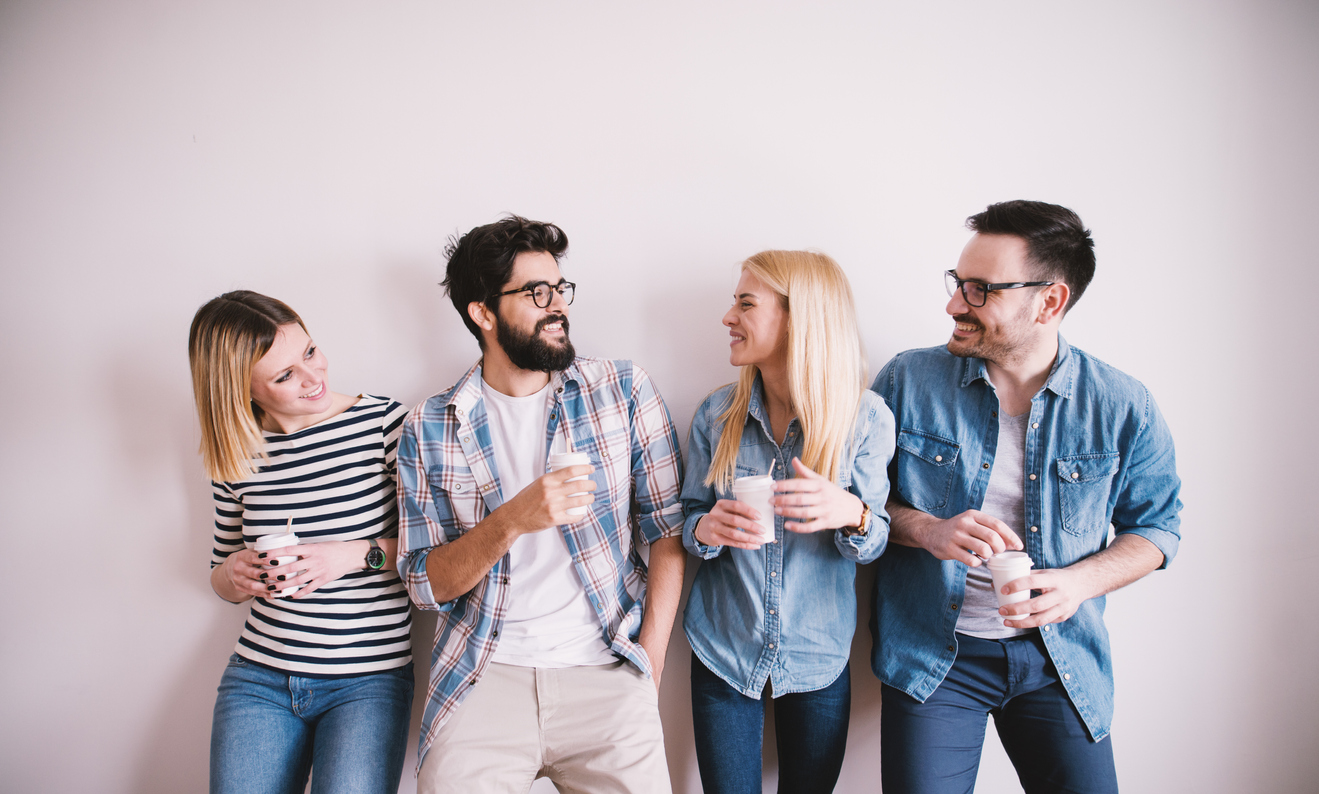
[547,452,593,517]
[985,551,1034,619]
[253,532,303,596]
[731,475,776,543]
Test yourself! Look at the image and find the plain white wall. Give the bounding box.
[2,1,1316,792]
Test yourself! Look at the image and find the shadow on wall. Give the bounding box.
[97,348,252,792]
[376,260,481,405]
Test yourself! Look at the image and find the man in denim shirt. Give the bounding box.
[870,201,1182,794]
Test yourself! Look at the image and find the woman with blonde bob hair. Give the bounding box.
[681,251,895,793]
[189,290,413,794]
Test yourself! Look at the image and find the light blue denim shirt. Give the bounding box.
[682,378,894,698]
[870,336,1182,741]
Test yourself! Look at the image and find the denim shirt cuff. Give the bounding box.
[1116,525,1179,569]
[683,512,724,559]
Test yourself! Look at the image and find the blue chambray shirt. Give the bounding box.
[681,378,894,698]
[870,336,1182,741]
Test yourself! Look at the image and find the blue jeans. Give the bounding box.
[881,632,1117,794]
[210,654,413,794]
[691,652,851,794]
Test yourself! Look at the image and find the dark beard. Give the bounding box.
[496,313,576,373]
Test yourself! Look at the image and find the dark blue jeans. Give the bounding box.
[881,632,1118,794]
[691,652,851,794]
[210,654,413,794]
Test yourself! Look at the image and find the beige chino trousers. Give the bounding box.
[417,660,672,794]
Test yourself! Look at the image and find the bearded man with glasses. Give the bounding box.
[869,200,1183,794]
[396,215,685,793]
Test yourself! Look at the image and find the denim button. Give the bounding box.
[1029,474,1037,480]
[1030,526,1038,532]
[1063,673,1071,680]
[935,455,942,462]
[982,463,990,470]
[1043,625,1051,632]
[1032,422,1039,429]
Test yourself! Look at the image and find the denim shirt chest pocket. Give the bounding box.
[1055,452,1121,538]
[894,429,960,512]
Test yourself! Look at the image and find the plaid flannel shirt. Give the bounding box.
[397,356,684,768]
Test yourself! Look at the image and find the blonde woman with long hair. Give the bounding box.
[189,291,412,794]
[681,251,895,793]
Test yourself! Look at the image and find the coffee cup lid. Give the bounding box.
[254,532,299,551]
[732,475,774,491]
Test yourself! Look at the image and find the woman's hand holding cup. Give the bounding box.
[774,457,865,533]
[219,548,269,598]
[695,499,773,550]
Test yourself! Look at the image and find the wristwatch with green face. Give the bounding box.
[365,538,386,571]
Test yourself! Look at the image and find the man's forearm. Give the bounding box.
[886,498,935,548]
[637,536,686,680]
[424,511,520,603]
[1067,532,1165,600]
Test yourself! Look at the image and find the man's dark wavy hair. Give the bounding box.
[441,214,569,345]
[967,200,1096,312]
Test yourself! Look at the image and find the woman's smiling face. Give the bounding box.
[249,323,332,432]
[723,269,788,370]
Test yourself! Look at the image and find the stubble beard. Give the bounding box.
[495,313,576,373]
[946,300,1035,365]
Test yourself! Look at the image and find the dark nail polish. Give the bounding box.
[277,575,286,581]
[257,552,267,559]
[269,560,279,566]
[266,585,276,591]
[260,573,268,580]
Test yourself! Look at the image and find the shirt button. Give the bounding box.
[453,483,463,491]
[1063,673,1071,680]
[947,645,956,653]
[462,437,471,444]
[550,413,556,420]
[991,411,998,418]
[768,643,775,648]
[1029,473,1037,481]
[934,455,943,462]
[770,571,778,577]
[456,408,464,415]
[602,450,610,459]
[982,463,990,470]
[769,609,776,615]
[1030,526,1038,532]
[556,387,563,394]
[1071,472,1080,479]
[1031,422,1039,429]
[1043,625,1050,632]
[950,603,958,610]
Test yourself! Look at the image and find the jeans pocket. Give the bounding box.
[895,430,960,511]
[1056,453,1120,537]
[226,653,248,668]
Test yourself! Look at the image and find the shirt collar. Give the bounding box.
[444,358,582,418]
[958,333,1075,400]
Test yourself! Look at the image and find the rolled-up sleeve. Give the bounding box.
[1110,389,1182,568]
[628,364,685,544]
[396,408,457,612]
[835,395,896,564]
[680,396,725,560]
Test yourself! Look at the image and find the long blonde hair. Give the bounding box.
[705,250,867,492]
[188,291,307,482]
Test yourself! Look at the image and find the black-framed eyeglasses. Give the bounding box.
[945,270,1053,308]
[490,280,576,309]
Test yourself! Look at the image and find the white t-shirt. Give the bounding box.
[956,408,1030,639]
[480,379,616,667]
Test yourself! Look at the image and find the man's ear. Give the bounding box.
[1037,282,1071,325]
[468,301,496,333]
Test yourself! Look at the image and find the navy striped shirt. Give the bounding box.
[211,395,413,677]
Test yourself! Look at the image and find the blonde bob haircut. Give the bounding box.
[188,291,307,483]
[705,250,868,492]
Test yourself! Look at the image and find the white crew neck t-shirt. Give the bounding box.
[956,408,1030,639]
[480,378,616,667]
